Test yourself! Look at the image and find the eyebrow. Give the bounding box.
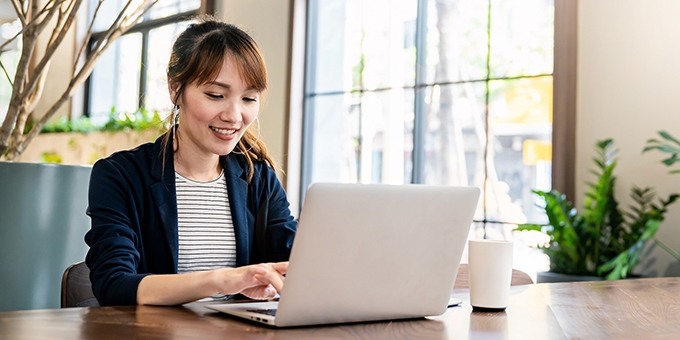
[205,81,257,92]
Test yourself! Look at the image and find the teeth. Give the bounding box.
[210,126,237,135]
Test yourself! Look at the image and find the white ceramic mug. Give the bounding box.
[468,239,513,311]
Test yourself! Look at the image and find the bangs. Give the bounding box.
[183,31,267,92]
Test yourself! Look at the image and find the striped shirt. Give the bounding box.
[175,171,237,274]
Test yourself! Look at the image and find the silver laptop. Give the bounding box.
[206,183,480,327]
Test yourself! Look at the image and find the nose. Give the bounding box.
[218,98,240,123]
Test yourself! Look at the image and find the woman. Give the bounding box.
[85,17,296,306]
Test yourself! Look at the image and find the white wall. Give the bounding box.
[577,0,680,276]
[216,0,292,184]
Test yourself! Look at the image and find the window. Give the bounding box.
[303,0,555,275]
[86,0,205,122]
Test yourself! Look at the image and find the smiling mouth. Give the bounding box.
[210,126,238,135]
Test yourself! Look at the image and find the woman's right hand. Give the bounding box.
[137,262,289,305]
[213,262,288,300]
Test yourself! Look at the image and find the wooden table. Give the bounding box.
[2,277,680,339]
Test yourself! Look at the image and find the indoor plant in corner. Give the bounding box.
[516,139,679,282]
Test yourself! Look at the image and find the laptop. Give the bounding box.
[206,183,480,327]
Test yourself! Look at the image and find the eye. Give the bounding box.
[206,93,223,99]
[243,97,258,103]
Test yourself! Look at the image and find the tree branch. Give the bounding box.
[10,0,27,26]
[0,1,56,52]
[0,0,65,156]
[73,0,105,70]
[91,0,135,52]
[31,0,68,39]
[0,60,12,87]
[2,0,160,159]
[18,0,82,108]
[7,1,79,148]
[11,81,73,157]
[0,30,37,156]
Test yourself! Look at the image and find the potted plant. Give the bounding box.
[516,139,679,282]
[18,109,165,164]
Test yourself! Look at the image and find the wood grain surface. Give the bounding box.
[3,278,680,339]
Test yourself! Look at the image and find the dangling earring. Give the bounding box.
[233,117,261,155]
[172,104,180,139]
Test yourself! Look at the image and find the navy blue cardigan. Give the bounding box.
[85,136,297,306]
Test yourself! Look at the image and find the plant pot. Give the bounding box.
[0,161,92,311]
[17,130,160,165]
[536,271,604,283]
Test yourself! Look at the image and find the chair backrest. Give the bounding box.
[453,263,534,289]
[61,262,99,308]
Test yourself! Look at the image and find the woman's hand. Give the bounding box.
[137,262,289,305]
[213,262,288,300]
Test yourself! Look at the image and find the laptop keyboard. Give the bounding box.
[247,308,277,316]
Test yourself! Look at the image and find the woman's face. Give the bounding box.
[173,57,260,158]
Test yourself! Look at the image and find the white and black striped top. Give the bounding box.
[175,171,237,274]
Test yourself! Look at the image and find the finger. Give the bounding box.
[255,266,285,293]
[270,262,289,275]
[241,284,276,300]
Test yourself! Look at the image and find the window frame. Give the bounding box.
[84,0,215,117]
[295,0,577,217]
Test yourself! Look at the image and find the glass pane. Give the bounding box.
[90,0,199,32]
[359,89,414,184]
[308,89,414,185]
[490,0,554,78]
[487,76,552,225]
[308,92,361,184]
[147,0,200,20]
[360,0,418,91]
[424,0,489,84]
[422,83,486,221]
[308,0,417,94]
[90,0,124,32]
[146,21,192,115]
[307,0,359,94]
[89,33,142,120]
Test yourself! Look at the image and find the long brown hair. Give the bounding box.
[162,16,274,181]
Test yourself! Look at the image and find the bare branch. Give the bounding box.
[10,0,27,26]
[12,80,72,157]
[0,30,37,153]
[46,0,73,47]
[17,0,82,107]
[91,0,135,52]
[2,0,161,159]
[73,0,106,69]
[0,0,56,52]
[0,1,63,154]
[11,0,154,157]
[120,0,158,29]
[31,0,69,39]
[29,0,38,22]
[8,0,63,96]
[0,60,12,87]
[125,0,160,28]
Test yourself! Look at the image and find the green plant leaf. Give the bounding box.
[515,224,543,232]
[525,137,680,278]
[659,131,680,146]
